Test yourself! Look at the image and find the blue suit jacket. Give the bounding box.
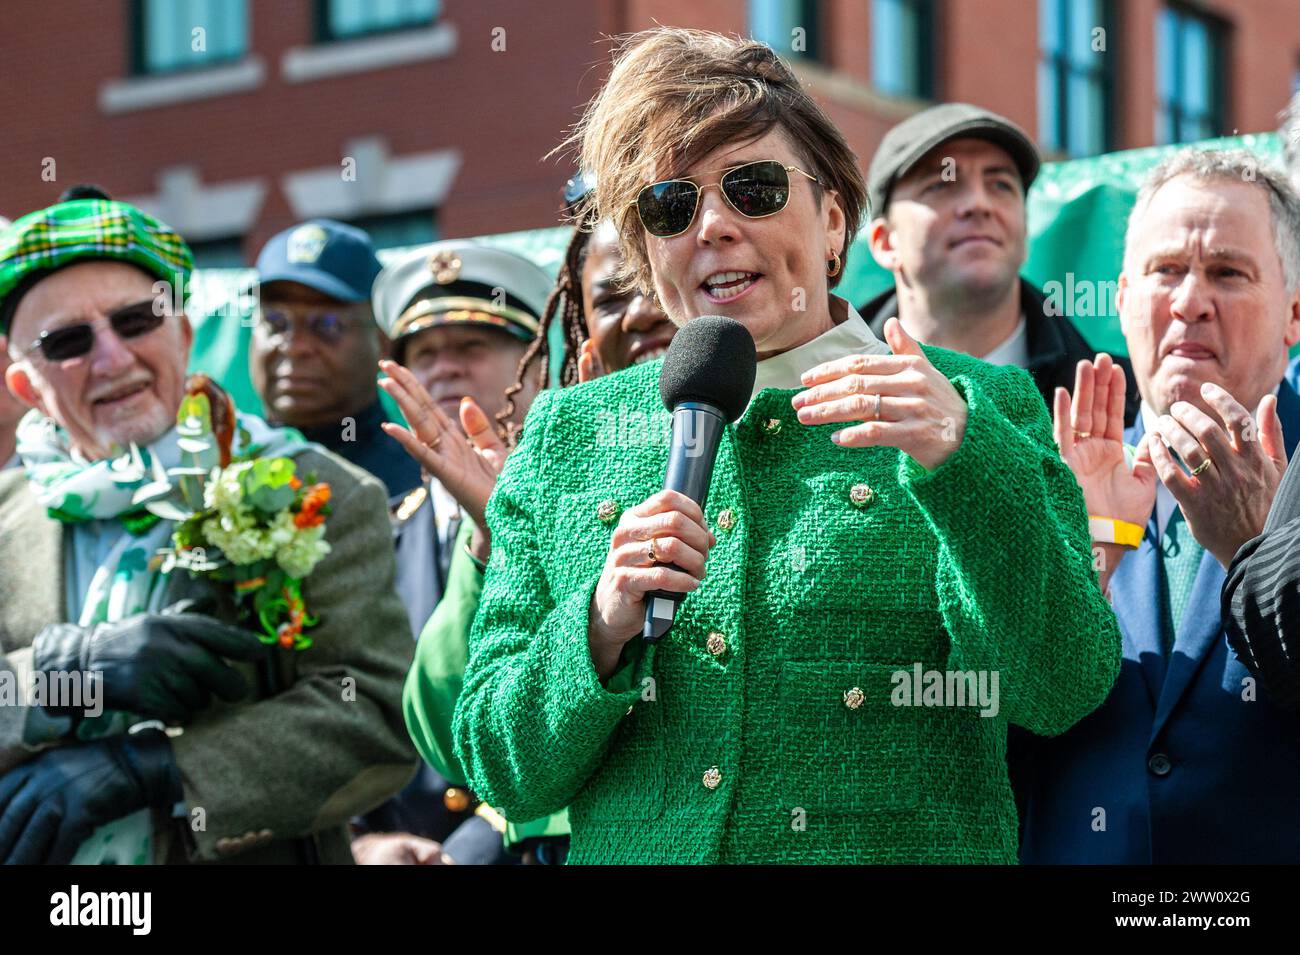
[1011,379,1300,863]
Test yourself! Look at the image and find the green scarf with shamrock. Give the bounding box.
[15,407,310,864]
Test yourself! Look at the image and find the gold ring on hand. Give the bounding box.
[1074,430,1091,440]
[1191,458,1213,477]
[647,538,660,565]
[874,393,882,420]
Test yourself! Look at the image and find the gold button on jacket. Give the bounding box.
[596,498,620,524]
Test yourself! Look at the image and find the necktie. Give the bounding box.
[1159,507,1205,655]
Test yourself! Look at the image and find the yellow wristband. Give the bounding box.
[474,802,508,833]
[1089,516,1144,548]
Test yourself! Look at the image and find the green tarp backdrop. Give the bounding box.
[186,132,1285,418]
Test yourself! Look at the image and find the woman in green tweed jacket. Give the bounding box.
[449,28,1122,864]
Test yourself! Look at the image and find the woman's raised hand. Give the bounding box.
[378,359,508,529]
[791,318,968,471]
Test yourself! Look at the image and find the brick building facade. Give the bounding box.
[2,0,1297,264]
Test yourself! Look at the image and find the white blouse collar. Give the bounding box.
[750,295,892,400]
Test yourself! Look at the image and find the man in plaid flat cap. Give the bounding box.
[0,187,416,865]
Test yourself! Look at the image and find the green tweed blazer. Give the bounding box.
[0,448,417,864]
[451,345,1122,864]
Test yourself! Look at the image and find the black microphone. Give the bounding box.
[642,316,757,642]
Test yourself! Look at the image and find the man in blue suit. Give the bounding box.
[1011,148,1300,863]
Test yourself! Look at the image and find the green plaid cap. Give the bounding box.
[0,198,193,335]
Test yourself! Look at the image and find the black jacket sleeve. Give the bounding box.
[1222,451,1300,711]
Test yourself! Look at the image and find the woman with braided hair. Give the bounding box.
[496,190,677,441]
[383,179,674,864]
[493,215,590,442]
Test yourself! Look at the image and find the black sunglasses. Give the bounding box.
[258,307,354,345]
[25,301,166,362]
[631,159,819,238]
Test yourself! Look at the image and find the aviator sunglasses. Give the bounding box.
[24,300,166,362]
[632,159,820,238]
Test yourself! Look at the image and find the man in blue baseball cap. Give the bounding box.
[249,219,420,498]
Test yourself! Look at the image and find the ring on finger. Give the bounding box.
[874,393,882,421]
[1191,458,1213,477]
[647,538,660,565]
[425,434,442,451]
[1073,430,1091,439]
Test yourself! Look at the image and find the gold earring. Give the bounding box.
[827,250,842,277]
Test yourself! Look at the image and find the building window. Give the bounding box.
[189,237,247,269]
[1156,5,1225,145]
[132,0,249,75]
[1038,0,1113,157]
[749,0,820,61]
[347,210,438,251]
[317,0,440,43]
[872,0,934,98]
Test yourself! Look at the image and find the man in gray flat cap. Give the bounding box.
[861,102,1139,425]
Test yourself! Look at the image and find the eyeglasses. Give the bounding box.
[631,159,819,238]
[24,300,166,362]
[258,307,355,345]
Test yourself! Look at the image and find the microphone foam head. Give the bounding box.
[659,315,757,422]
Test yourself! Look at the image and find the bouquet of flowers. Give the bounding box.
[131,375,332,650]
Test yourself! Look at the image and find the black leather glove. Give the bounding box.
[31,600,267,726]
[0,729,183,864]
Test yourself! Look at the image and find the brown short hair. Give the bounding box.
[562,27,866,296]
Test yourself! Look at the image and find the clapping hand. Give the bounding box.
[1054,354,1158,589]
[1054,353,1159,528]
[378,346,608,530]
[577,339,606,383]
[378,360,510,530]
[1148,381,1287,568]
